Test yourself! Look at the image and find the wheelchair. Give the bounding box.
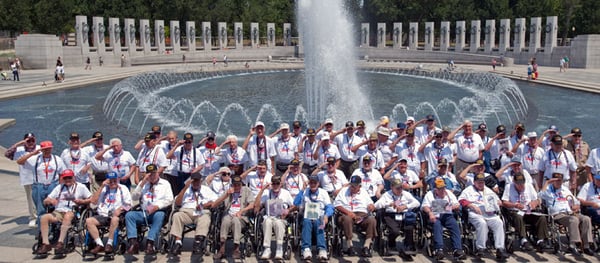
[33,205,91,258]
[375,208,424,257]
[166,205,221,256]
[254,209,298,260]
[460,206,512,256]
[125,203,173,256]
[329,210,376,257]
[81,212,128,259]
[421,210,468,259]
[211,206,256,259]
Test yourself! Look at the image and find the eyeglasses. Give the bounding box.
[271,182,281,185]
[207,138,215,141]
[574,135,582,137]
[222,173,231,176]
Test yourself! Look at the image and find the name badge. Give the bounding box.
[394,214,404,221]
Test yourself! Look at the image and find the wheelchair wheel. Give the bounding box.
[32,243,39,255]
[423,238,432,257]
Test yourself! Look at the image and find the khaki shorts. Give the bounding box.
[52,211,67,222]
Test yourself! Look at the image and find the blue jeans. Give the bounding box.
[585,207,600,224]
[432,213,462,250]
[125,210,165,241]
[32,182,58,221]
[301,218,326,251]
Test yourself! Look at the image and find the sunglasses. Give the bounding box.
[271,182,281,185]
[574,135,582,137]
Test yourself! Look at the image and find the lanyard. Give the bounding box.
[257,137,267,160]
[58,184,77,207]
[550,150,563,169]
[104,186,121,210]
[308,189,319,203]
[193,188,203,209]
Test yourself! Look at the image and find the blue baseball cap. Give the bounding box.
[397,122,407,129]
[594,174,600,180]
[106,172,119,179]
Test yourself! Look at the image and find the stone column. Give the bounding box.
[251,22,259,48]
[499,19,510,53]
[469,20,481,52]
[377,23,386,48]
[513,18,526,53]
[408,22,418,50]
[456,21,466,51]
[529,17,541,53]
[424,22,434,51]
[267,23,276,47]
[202,22,211,50]
[170,20,181,53]
[108,18,121,55]
[234,22,243,49]
[440,21,450,51]
[124,18,136,55]
[484,20,495,53]
[155,20,165,54]
[283,23,291,46]
[75,16,89,53]
[545,16,558,53]
[218,22,227,49]
[140,19,151,54]
[186,21,196,51]
[361,23,369,47]
[92,16,105,53]
[392,23,402,49]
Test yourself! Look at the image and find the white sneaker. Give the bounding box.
[260,248,271,260]
[318,249,328,260]
[274,247,284,259]
[28,219,37,228]
[302,248,312,260]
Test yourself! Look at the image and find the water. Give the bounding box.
[297,0,371,124]
[1,71,599,152]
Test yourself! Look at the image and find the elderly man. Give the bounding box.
[212,175,254,260]
[427,158,461,195]
[459,173,509,259]
[538,135,577,191]
[60,133,90,189]
[272,123,299,176]
[86,172,132,255]
[166,133,205,194]
[17,141,66,220]
[513,131,545,178]
[313,132,341,167]
[282,159,308,199]
[420,130,453,178]
[241,159,273,198]
[578,174,600,225]
[314,156,348,198]
[254,176,295,260]
[298,128,320,175]
[95,138,136,189]
[205,167,233,196]
[484,125,513,173]
[219,134,248,176]
[135,134,169,184]
[421,177,466,261]
[197,131,221,178]
[384,158,422,196]
[501,173,549,252]
[332,121,362,178]
[5,133,40,227]
[125,164,173,255]
[36,169,92,256]
[413,114,442,144]
[82,131,110,192]
[563,128,590,189]
[393,129,425,178]
[539,173,594,256]
[374,179,420,258]
[350,155,384,201]
[447,120,485,174]
[294,175,333,261]
[243,121,277,175]
[170,172,217,255]
[334,176,377,257]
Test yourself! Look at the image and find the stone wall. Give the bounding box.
[14,34,63,69]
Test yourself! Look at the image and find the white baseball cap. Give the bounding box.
[255,121,265,128]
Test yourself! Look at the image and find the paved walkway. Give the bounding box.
[0,59,599,262]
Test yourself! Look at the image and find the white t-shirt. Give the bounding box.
[577,182,600,207]
[102,150,136,179]
[317,169,348,193]
[459,185,500,217]
[501,183,538,211]
[136,146,169,173]
[499,168,533,185]
[334,133,361,162]
[351,168,384,197]
[539,184,577,216]
[356,147,385,170]
[209,176,231,196]
[334,187,373,214]
[395,142,425,174]
[48,182,92,212]
[275,136,298,163]
[260,188,294,217]
[221,146,248,167]
[374,190,420,213]
[297,188,331,219]
[454,133,484,162]
[82,145,110,172]
[198,146,220,177]
[516,144,545,175]
[585,148,600,175]
[246,136,277,170]
[423,142,453,175]
[13,145,40,186]
[159,141,178,175]
[538,149,577,181]
[378,140,397,164]
[96,184,132,217]
[244,171,273,198]
[180,185,218,210]
[316,144,341,165]
[60,148,89,183]
[421,189,459,217]
[415,126,441,145]
[283,173,308,198]
[300,140,319,166]
[388,169,420,186]
[24,154,66,185]
[173,146,206,174]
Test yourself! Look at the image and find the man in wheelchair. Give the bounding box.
[125,164,174,255]
[540,172,594,256]
[374,179,420,256]
[421,177,466,260]
[577,173,600,225]
[254,175,295,260]
[86,171,132,255]
[36,169,92,255]
[170,171,218,255]
[212,174,254,260]
[459,173,510,259]
[501,172,550,251]
[334,175,377,257]
[294,174,333,260]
